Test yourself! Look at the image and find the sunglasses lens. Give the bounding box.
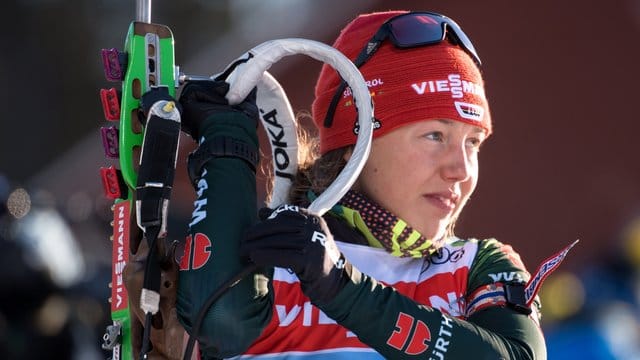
[388,14,444,47]
[389,13,481,65]
[442,18,480,63]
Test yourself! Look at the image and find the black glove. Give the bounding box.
[178,80,258,140]
[241,205,351,304]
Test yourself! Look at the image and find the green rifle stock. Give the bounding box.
[99,4,178,359]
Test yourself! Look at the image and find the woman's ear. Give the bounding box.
[343,147,353,162]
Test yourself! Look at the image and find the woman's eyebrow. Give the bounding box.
[471,126,487,135]
[434,119,486,134]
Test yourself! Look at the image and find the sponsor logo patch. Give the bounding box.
[454,101,484,122]
[410,74,484,99]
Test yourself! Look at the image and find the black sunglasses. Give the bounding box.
[324,11,481,128]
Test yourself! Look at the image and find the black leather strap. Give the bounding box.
[504,282,532,315]
[187,136,259,187]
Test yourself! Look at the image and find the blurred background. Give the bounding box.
[1,0,639,358]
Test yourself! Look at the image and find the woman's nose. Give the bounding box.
[441,144,472,182]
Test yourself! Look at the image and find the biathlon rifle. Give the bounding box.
[98,1,188,359]
[96,1,376,358]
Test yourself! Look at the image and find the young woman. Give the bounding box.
[176,10,547,359]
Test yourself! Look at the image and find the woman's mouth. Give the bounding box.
[424,193,458,212]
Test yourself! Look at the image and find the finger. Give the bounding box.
[244,218,307,239]
[180,81,230,105]
[243,248,304,269]
[257,207,274,221]
[262,208,308,222]
[242,228,307,251]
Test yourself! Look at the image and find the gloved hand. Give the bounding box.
[139,86,181,126]
[178,80,258,140]
[241,205,351,304]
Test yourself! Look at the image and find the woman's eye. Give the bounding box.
[425,132,444,142]
[466,137,483,150]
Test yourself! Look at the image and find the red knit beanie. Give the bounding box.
[312,11,492,154]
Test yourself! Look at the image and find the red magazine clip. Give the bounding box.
[100,166,125,200]
[100,88,121,121]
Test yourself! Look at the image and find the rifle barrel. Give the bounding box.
[136,0,151,23]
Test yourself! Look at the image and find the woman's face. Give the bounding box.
[353,119,487,240]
